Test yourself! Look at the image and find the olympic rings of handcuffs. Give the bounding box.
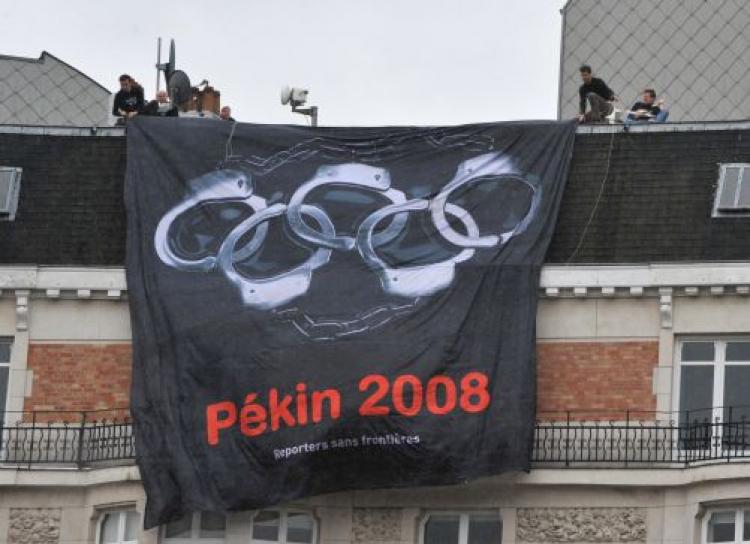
[154,152,540,309]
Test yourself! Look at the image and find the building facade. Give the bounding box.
[1,122,750,543]
[557,0,750,123]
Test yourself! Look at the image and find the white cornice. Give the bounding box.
[1,264,750,300]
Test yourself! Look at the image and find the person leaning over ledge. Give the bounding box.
[624,88,669,125]
[577,64,617,124]
[112,74,145,125]
[141,90,178,117]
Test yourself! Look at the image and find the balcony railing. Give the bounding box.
[0,410,134,468]
[2,409,750,469]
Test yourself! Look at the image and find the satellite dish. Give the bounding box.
[168,70,192,106]
[280,85,292,105]
[166,39,176,81]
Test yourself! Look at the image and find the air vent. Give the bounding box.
[713,164,750,217]
[0,167,22,221]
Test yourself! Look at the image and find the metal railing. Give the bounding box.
[0,410,134,469]
[3,408,750,469]
[533,409,750,467]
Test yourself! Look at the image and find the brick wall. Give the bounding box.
[25,344,132,418]
[537,341,658,420]
[22,341,658,422]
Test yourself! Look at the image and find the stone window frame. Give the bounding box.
[95,507,140,544]
[161,512,227,543]
[673,337,750,425]
[702,506,750,543]
[250,508,318,544]
[417,509,503,544]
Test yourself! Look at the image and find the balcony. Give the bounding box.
[1,409,750,469]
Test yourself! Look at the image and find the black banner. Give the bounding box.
[125,118,576,528]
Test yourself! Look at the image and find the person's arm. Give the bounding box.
[602,80,615,101]
[112,93,122,117]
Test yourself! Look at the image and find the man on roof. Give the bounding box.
[577,64,617,124]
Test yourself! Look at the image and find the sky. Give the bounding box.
[1,0,568,126]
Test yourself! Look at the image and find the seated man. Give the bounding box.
[624,88,669,124]
[141,90,178,117]
[577,65,617,123]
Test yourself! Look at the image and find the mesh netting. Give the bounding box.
[0,53,109,126]
[559,0,750,122]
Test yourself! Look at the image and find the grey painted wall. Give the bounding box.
[558,0,750,122]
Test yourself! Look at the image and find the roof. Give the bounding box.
[0,51,111,127]
[0,124,749,266]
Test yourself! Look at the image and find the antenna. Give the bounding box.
[155,38,194,109]
[281,85,318,126]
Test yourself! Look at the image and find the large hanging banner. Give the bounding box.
[125,117,576,527]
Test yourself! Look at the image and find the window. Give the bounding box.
[162,512,226,543]
[251,510,316,544]
[420,512,502,544]
[677,339,750,448]
[0,167,22,221]
[714,163,750,216]
[0,339,10,422]
[703,508,750,543]
[98,510,139,544]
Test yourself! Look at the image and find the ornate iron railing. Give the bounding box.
[0,410,134,468]
[533,409,750,467]
[3,408,750,469]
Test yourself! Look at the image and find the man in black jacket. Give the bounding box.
[112,74,145,123]
[577,65,617,123]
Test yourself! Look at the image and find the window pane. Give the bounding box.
[681,342,715,362]
[252,511,280,542]
[719,167,741,209]
[468,514,502,544]
[200,512,226,538]
[100,513,120,544]
[744,510,750,539]
[424,514,460,544]
[165,514,192,538]
[707,510,735,542]
[726,342,750,362]
[679,366,714,449]
[725,366,750,417]
[286,512,314,543]
[738,168,750,208]
[680,366,714,420]
[0,366,9,418]
[122,511,139,541]
[0,342,10,362]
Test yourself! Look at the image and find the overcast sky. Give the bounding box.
[1,0,567,126]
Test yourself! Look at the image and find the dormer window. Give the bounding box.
[713,164,750,217]
[0,167,22,221]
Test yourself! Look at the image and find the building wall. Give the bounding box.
[558,0,750,122]
[0,470,749,543]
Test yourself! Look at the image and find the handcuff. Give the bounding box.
[286,163,408,251]
[154,169,268,272]
[357,199,479,298]
[217,203,335,310]
[430,152,538,248]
